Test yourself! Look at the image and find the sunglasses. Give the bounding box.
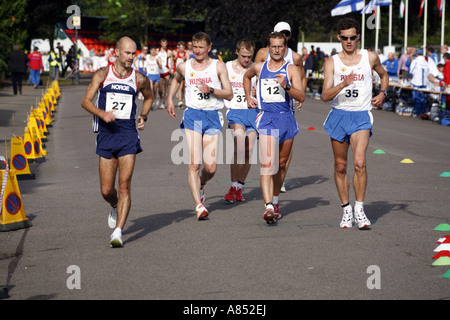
[339,35,358,41]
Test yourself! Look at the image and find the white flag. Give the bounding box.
[399,0,405,18]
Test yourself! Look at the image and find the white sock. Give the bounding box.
[231,181,238,188]
[237,182,243,190]
[113,227,122,236]
[273,196,279,204]
[355,201,364,210]
[342,203,352,212]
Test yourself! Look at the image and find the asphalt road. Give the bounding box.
[1,77,449,306]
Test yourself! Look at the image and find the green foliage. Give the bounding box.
[0,0,28,73]
[80,0,183,48]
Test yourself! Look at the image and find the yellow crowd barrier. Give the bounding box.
[1,80,61,231]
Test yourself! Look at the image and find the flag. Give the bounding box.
[361,0,392,14]
[374,0,392,5]
[361,0,377,14]
[399,0,405,18]
[438,0,443,17]
[331,0,364,16]
[419,0,424,17]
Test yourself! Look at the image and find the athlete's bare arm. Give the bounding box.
[244,62,262,109]
[369,51,388,108]
[285,64,305,106]
[254,47,269,63]
[293,51,307,91]
[167,62,186,118]
[81,67,116,123]
[136,72,153,130]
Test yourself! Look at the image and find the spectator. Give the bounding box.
[377,49,387,64]
[427,46,439,65]
[28,46,43,89]
[440,44,448,64]
[442,53,450,110]
[56,42,66,76]
[382,52,399,82]
[5,44,28,95]
[303,49,314,92]
[409,49,430,117]
[49,48,60,81]
[397,47,410,79]
[301,47,308,62]
[210,49,223,61]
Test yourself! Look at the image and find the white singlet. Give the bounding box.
[184,59,224,111]
[145,55,159,75]
[224,61,256,109]
[157,50,170,74]
[330,49,373,111]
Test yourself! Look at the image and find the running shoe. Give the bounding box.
[280,182,286,193]
[234,188,245,202]
[264,207,276,224]
[354,206,371,229]
[110,229,123,247]
[223,186,236,203]
[340,205,354,228]
[108,205,117,229]
[196,203,209,220]
[200,185,206,203]
[274,203,282,220]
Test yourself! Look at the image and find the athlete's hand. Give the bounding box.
[167,101,176,118]
[274,74,287,89]
[247,97,257,109]
[344,71,354,87]
[198,83,211,94]
[137,116,145,130]
[371,93,384,108]
[102,110,116,123]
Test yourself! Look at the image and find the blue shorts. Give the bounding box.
[180,108,223,135]
[96,130,143,159]
[255,111,299,143]
[148,73,160,83]
[226,108,259,132]
[323,109,373,143]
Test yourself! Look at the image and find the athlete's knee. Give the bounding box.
[203,163,217,177]
[101,185,117,202]
[188,163,202,173]
[278,158,288,171]
[114,175,131,195]
[353,158,366,173]
[334,160,347,175]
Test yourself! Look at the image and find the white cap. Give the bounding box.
[274,22,291,33]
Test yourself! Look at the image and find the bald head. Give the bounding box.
[116,36,136,51]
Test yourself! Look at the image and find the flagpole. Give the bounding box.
[388,3,392,47]
[375,6,380,51]
[423,0,428,50]
[404,0,408,50]
[361,0,366,49]
[441,0,446,60]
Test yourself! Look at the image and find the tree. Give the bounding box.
[80,0,183,48]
